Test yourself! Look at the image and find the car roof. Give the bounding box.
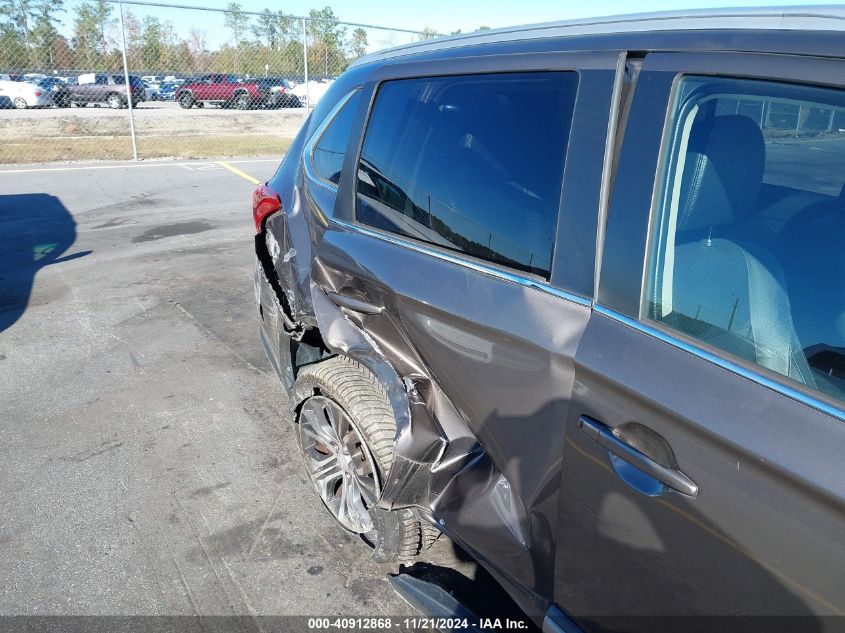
[352,5,845,67]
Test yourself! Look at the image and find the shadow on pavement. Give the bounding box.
[399,541,541,631]
[0,193,90,333]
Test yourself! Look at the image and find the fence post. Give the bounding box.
[301,17,310,114]
[118,1,138,161]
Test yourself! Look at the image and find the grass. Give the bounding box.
[0,134,293,164]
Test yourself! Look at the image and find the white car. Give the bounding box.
[0,79,54,108]
[291,79,333,105]
[143,81,159,101]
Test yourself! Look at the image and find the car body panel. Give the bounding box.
[254,18,845,631]
[551,50,845,629]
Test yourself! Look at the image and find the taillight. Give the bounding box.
[34,90,42,97]
[253,183,281,233]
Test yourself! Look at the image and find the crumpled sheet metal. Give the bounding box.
[269,162,545,613]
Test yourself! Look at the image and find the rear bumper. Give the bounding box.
[254,258,295,396]
[32,94,54,107]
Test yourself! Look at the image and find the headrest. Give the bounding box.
[677,115,765,233]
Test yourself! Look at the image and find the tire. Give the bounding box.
[73,101,86,108]
[178,93,193,109]
[234,92,250,110]
[13,97,27,109]
[294,356,432,561]
[107,93,122,109]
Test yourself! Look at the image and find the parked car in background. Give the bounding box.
[35,77,71,107]
[156,81,181,101]
[0,79,53,108]
[254,7,845,632]
[175,73,268,109]
[256,77,302,108]
[143,80,159,101]
[289,79,334,106]
[69,73,144,108]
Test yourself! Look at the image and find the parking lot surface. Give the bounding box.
[0,100,308,120]
[0,159,475,617]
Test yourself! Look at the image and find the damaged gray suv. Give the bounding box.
[254,7,845,631]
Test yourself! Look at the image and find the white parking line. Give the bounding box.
[0,158,280,174]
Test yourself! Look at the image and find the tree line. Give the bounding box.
[0,0,442,77]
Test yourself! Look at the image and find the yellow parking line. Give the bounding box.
[217,160,261,185]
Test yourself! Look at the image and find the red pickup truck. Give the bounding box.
[175,74,268,109]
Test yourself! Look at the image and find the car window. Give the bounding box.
[354,72,578,278]
[95,75,108,85]
[646,75,845,406]
[312,91,362,186]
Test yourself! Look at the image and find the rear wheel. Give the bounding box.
[295,357,435,561]
[13,97,27,109]
[107,93,122,109]
[234,92,250,109]
[178,93,193,109]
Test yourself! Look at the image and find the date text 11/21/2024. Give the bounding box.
[306,617,530,630]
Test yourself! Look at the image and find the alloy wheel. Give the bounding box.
[13,97,27,109]
[297,396,379,534]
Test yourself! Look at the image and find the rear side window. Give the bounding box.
[355,72,578,278]
[646,75,845,406]
[312,91,361,185]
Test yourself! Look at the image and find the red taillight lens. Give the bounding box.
[34,90,42,97]
[253,183,281,233]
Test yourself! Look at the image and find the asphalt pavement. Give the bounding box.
[0,158,474,617]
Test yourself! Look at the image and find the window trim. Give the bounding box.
[331,217,591,308]
[635,71,845,420]
[305,88,360,191]
[351,70,579,280]
[597,303,845,423]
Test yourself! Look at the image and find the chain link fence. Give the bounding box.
[0,0,437,163]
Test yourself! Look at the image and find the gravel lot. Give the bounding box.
[0,158,489,620]
[0,100,306,139]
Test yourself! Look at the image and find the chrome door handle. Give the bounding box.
[326,290,384,315]
[579,415,698,497]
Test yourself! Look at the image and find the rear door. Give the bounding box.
[552,52,845,631]
[314,51,622,615]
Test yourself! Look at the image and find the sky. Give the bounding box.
[169,0,842,33]
[53,0,845,56]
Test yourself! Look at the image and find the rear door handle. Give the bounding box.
[326,290,384,315]
[579,415,698,497]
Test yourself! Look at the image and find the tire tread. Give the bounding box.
[296,356,427,561]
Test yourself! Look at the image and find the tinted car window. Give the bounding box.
[355,72,577,278]
[312,91,361,185]
[646,75,845,405]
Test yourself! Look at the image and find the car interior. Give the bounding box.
[648,77,845,402]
